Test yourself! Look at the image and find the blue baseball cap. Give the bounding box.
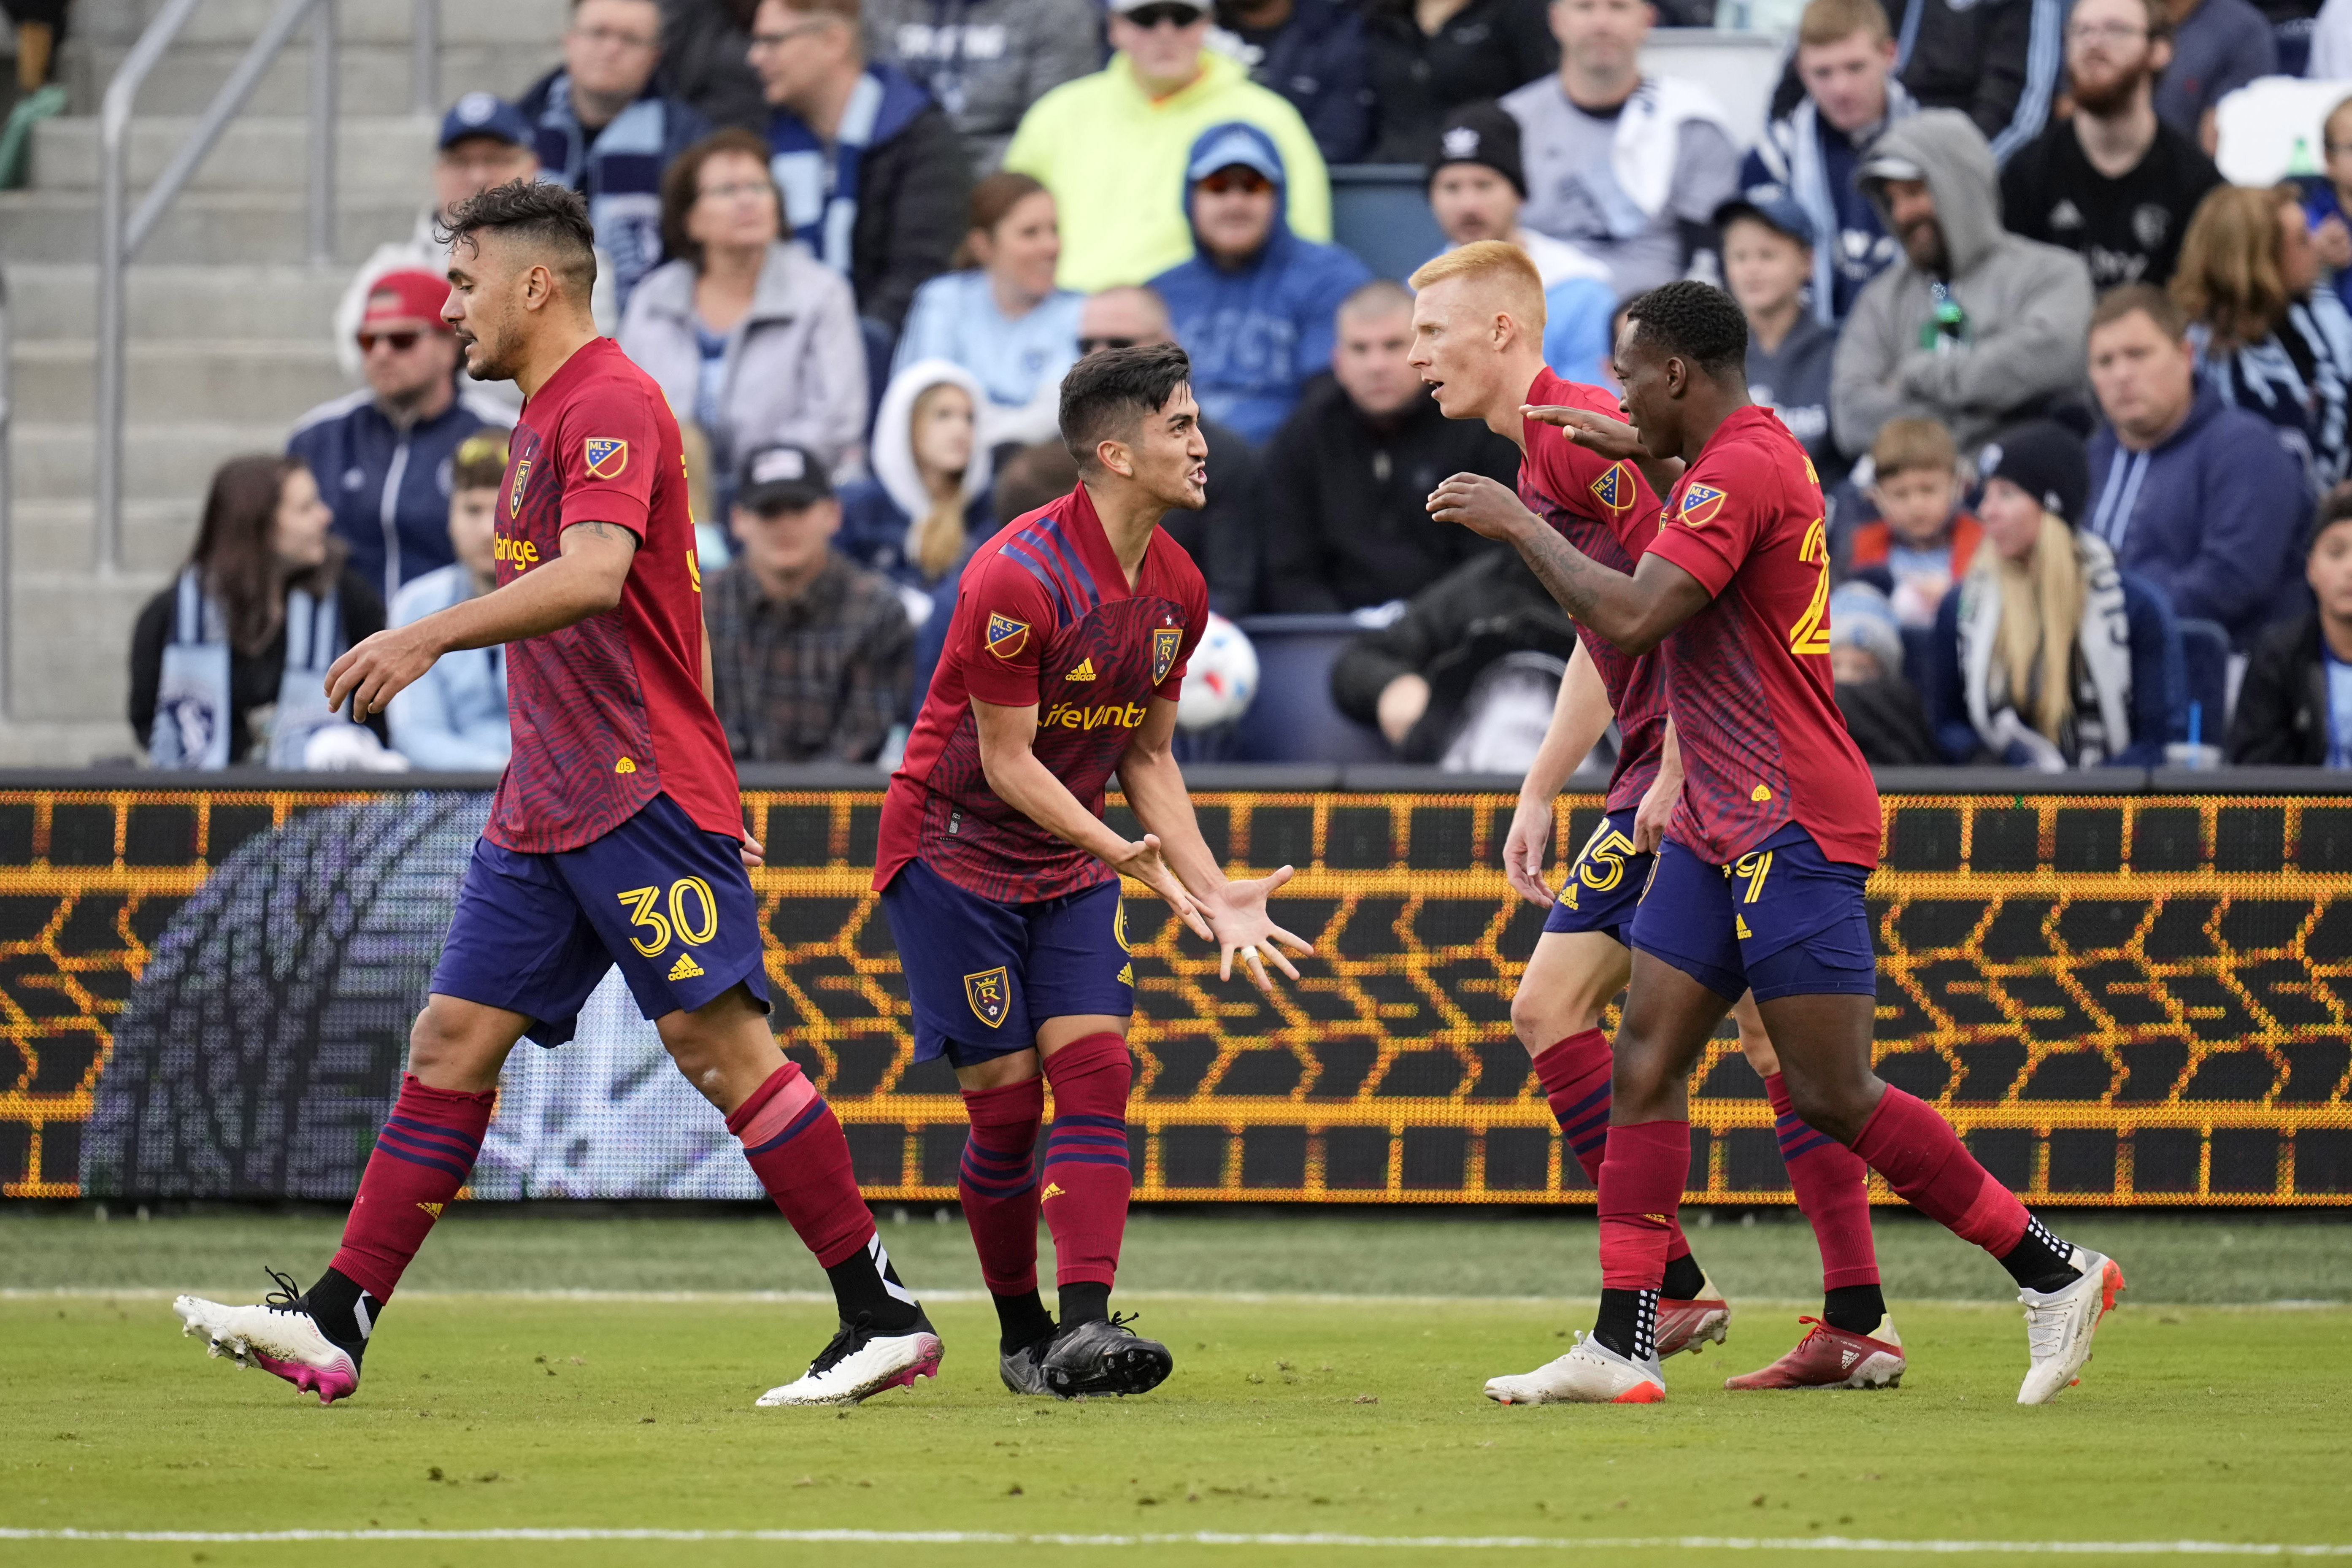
[439,91,533,152]
[1713,187,1816,249]
[1185,124,1284,187]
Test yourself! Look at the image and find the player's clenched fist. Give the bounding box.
[1427,473,1540,542]
[324,624,442,720]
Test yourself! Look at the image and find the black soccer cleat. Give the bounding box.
[999,1328,1059,1395]
[1040,1313,1173,1399]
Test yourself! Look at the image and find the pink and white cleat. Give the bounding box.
[173,1271,361,1406]
[757,1313,944,1407]
[1655,1274,1731,1358]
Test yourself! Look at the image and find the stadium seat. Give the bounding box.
[2176,617,2231,746]
[1231,614,1395,764]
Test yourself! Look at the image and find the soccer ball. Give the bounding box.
[1176,613,1259,731]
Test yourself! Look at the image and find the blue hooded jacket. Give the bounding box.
[1151,122,1373,446]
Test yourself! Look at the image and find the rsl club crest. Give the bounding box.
[1151,626,1184,684]
[965,965,1011,1027]
[506,457,533,519]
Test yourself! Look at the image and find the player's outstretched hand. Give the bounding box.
[1427,473,1538,542]
[325,625,440,722]
[1206,865,1316,997]
[739,834,765,869]
[1112,833,1216,944]
[1525,404,1649,462]
[1503,796,1556,908]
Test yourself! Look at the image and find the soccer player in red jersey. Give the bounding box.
[1410,243,1900,1399]
[171,182,941,1409]
[1431,280,2124,1406]
[877,343,1311,1399]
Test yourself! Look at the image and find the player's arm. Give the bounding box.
[1426,475,1711,654]
[326,520,638,718]
[1504,638,1614,908]
[1115,697,1314,994]
[1523,402,1686,501]
[1631,717,1683,854]
[972,696,1215,944]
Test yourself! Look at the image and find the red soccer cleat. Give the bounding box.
[1724,1316,1905,1390]
[1655,1274,1730,1358]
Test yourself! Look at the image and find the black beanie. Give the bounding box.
[1428,101,1527,199]
[1979,420,2090,526]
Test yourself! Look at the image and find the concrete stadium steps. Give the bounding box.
[14,338,347,422]
[0,188,421,263]
[7,570,169,730]
[30,115,436,194]
[11,498,197,573]
[12,420,297,504]
[3,263,346,340]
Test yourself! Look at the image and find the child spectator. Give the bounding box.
[1717,191,1841,482]
[2230,492,2352,766]
[1828,580,1942,764]
[836,360,996,627]
[386,432,512,773]
[1846,416,1983,626]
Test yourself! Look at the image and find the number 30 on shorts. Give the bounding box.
[616,878,720,957]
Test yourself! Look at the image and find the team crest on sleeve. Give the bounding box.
[964,966,1011,1027]
[1151,626,1184,684]
[985,613,1030,659]
[583,437,629,479]
[1679,484,1728,527]
[506,458,532,519]
[1589,462,1635,514]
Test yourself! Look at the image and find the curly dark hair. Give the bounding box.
[1060,343,1195,469]
[439,178,598,300]
[1624,279,1748,376]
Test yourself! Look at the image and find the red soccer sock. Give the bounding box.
[1596,1118,1691,1292]
[1039,1033,1133,1291]
[1766,1073,1881,1291]
[1533,1032,1695,1268]
[727,1062,876,1269]
[1849,1085,2029,1258]
[327,1073,495,1303]
[959,1077,1044,1297]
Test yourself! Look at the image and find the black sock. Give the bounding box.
[1997,1215,2082,1295]
[1661,1252,1707,1301]
[304,1267,376,1361]
[992,1289,1055,1353]
[824,1236,924,1333]
[1058,1280,1111,1330]
[1592,1287,1659,1361]
[1822,1283,1886,1336]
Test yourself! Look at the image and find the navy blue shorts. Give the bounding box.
[430,792,770,1046]
[1541,807,1650,949]
[1626,823,1878,1003]
[879,857,1133,1068]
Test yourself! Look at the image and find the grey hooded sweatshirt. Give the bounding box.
[1830,109,2093,460]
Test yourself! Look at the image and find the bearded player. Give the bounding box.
[877,343,1311,1399]
[171,182,941,1410]
[1410,243,1902,1398]
[1431,280,2124,1406]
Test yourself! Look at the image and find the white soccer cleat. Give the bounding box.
[173,1274,360,1406]
[2017,1247,2126,1405]
[757,1316,944,1407]
[1483,1333,1666,1405]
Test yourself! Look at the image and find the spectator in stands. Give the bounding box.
[1363,0,1554,165]
[2173,183,2352,497]
[1770,0,2065,169]
[1847,415,1982,626]
[863,0,1101,170]
[1152,122,1372,444]
[2298,95,2352,321]
[891,172,1084,440]
[1330,547,1575,765]
[750,0,971,341]
[519,0,713,308]
[657,0,770,130]
[1831,111,2093,459]
[386,432,511,772]
[1998,0,2221,293]
[837,360,995,625]
[1218,0,1373,165]
[908,436,1082,708]
[289,270,511,608]
[2152,0,2274,155]
[1503,0,1740,299]
[2084,284,2310,649]
[1003,0,1331,292]
[1425,101,1614,387]
[2230,492,2352,765]
[1927,420,2181,768]
[619,129,867,508]
[1074,286,1265,611]
[1827,582,1943,763]
[130,456,388,770]
[1741,0,1914,327]
[706,443,915,762]
[1717,192,1841,480]
[1259,280,1517,613]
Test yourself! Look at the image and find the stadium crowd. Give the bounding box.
[122,0,2352,775]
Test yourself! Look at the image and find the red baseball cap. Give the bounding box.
[360,269,452,335]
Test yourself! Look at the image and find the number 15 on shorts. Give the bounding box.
[616,877,720,957]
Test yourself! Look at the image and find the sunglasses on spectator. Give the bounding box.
[358,330,427,354]
[1196,168,1273,196]
[570,24,658,50]
[1079,335,1138,354]
[698,179,774,203]
[1124,3,1205,27]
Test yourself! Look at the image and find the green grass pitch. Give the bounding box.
[3,1208,2347,1568]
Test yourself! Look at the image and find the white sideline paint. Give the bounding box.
[2,1530,2349,1554]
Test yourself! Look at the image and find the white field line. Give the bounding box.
[1,1530,2348,1555]
[3,1288,2345,1309]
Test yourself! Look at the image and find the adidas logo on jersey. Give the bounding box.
[1066,657,1097,681]
[1736,914,1754,939]
[1041,1182,1067,1200]
[668,952,705,981]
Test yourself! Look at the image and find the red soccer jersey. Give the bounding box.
[877,484,1209,903]
[1516,370,1671,813]
[486,337,740,854]
[1642,405,1881,867]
